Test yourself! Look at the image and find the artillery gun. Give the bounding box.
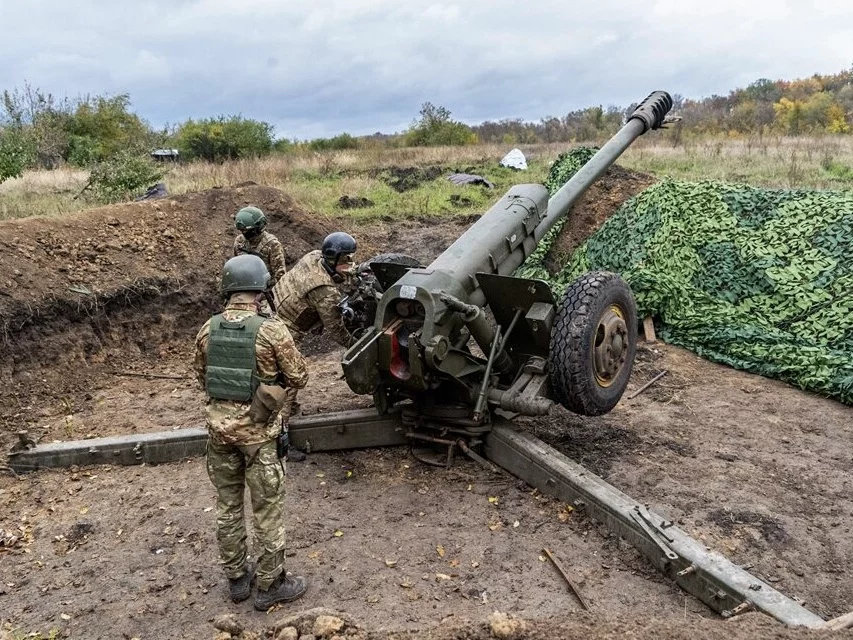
[342,91,673,446]
[11,90,833,627]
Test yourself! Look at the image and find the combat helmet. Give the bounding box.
[220,254,271,296]
[234,206,267,238]
[320,232,357,279]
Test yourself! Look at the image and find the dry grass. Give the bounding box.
[620,134,853,189]
[2,137,852,222]
[165,144,548,194]
[0,167,89,220]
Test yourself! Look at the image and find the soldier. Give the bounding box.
[234,206,287,282]
[271,231,357,348]
[194,254,309,610]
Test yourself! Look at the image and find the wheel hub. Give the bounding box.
[593,305,628,387]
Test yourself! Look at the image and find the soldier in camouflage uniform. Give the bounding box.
[194,254,309,610]
[234,206,287,282]
[271,231,357,348]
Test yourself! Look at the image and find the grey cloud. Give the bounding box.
[1,0,851,138]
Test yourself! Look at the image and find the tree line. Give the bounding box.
[2,65,852,186]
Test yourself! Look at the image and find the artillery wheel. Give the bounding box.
[549,271,637,416]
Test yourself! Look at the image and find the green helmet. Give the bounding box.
[235,206,267,238]
[220,254,271,295]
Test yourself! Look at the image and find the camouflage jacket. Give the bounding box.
[271,249,352,347]
[234,230,287,282]
[194,293,308,445]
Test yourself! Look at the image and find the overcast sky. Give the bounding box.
[1,0,851,139]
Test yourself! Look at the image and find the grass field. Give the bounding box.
[2,136,853,221]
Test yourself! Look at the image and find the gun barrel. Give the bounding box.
[537,90,672,242]
[425,91,672,308]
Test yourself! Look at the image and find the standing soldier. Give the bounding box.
[194,254,308,610]
[271,231,357,348]
[234,206,287,283]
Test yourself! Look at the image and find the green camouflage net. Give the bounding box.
[521,150,853,404]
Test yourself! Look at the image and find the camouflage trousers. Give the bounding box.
[206,439,286,590]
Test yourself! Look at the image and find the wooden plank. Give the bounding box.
[643,316,657,342]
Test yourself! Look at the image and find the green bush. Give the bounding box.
[273,138,297,153]
[308,133,359,151]
[2,87,153,169]
[174,116,274,162]
[405,102,477,146]
[67,134,99,167]
[65,94,152,164]
[87,151,167,203]
[0,127,35,183]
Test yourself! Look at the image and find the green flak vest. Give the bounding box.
[205,313,268,402]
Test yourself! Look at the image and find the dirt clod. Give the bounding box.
[338,196,374,209]
[275,627,299,640]
[214,613,244,635]
[384,166,444,192]
[487,611,526,639]
[313,615,345,637]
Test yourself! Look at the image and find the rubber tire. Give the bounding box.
[549,271,638,416]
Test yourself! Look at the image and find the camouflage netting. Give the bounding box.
[519,149,853,404]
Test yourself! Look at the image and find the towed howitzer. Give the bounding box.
[342,91,673,435]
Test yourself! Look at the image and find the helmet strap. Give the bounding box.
[253,292,266,314]
[321,257,338,278]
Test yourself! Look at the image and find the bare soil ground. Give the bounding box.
[0,172,851,639]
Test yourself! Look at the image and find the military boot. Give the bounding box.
[229,561,256,603]
[253,573,308,611]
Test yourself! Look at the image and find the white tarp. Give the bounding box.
[499,148,527,170]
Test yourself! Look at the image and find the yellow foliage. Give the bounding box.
[827,104,850,133]
[774,98,804,134]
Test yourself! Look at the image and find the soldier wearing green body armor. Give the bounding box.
[194,254,309,610]
[233,206,287,282]
[271,231,357,348]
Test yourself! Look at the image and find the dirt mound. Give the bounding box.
[546,165,656,271]
[0,182,326,310]
[384,166,445,192]
[338,195,375,209]
[0,184,332,447]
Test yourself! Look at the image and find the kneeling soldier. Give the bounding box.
[271,231,358,348]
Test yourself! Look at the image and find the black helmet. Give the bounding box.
[320,232,357,277]
[220,254,271,295]
[235,206,267,239]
